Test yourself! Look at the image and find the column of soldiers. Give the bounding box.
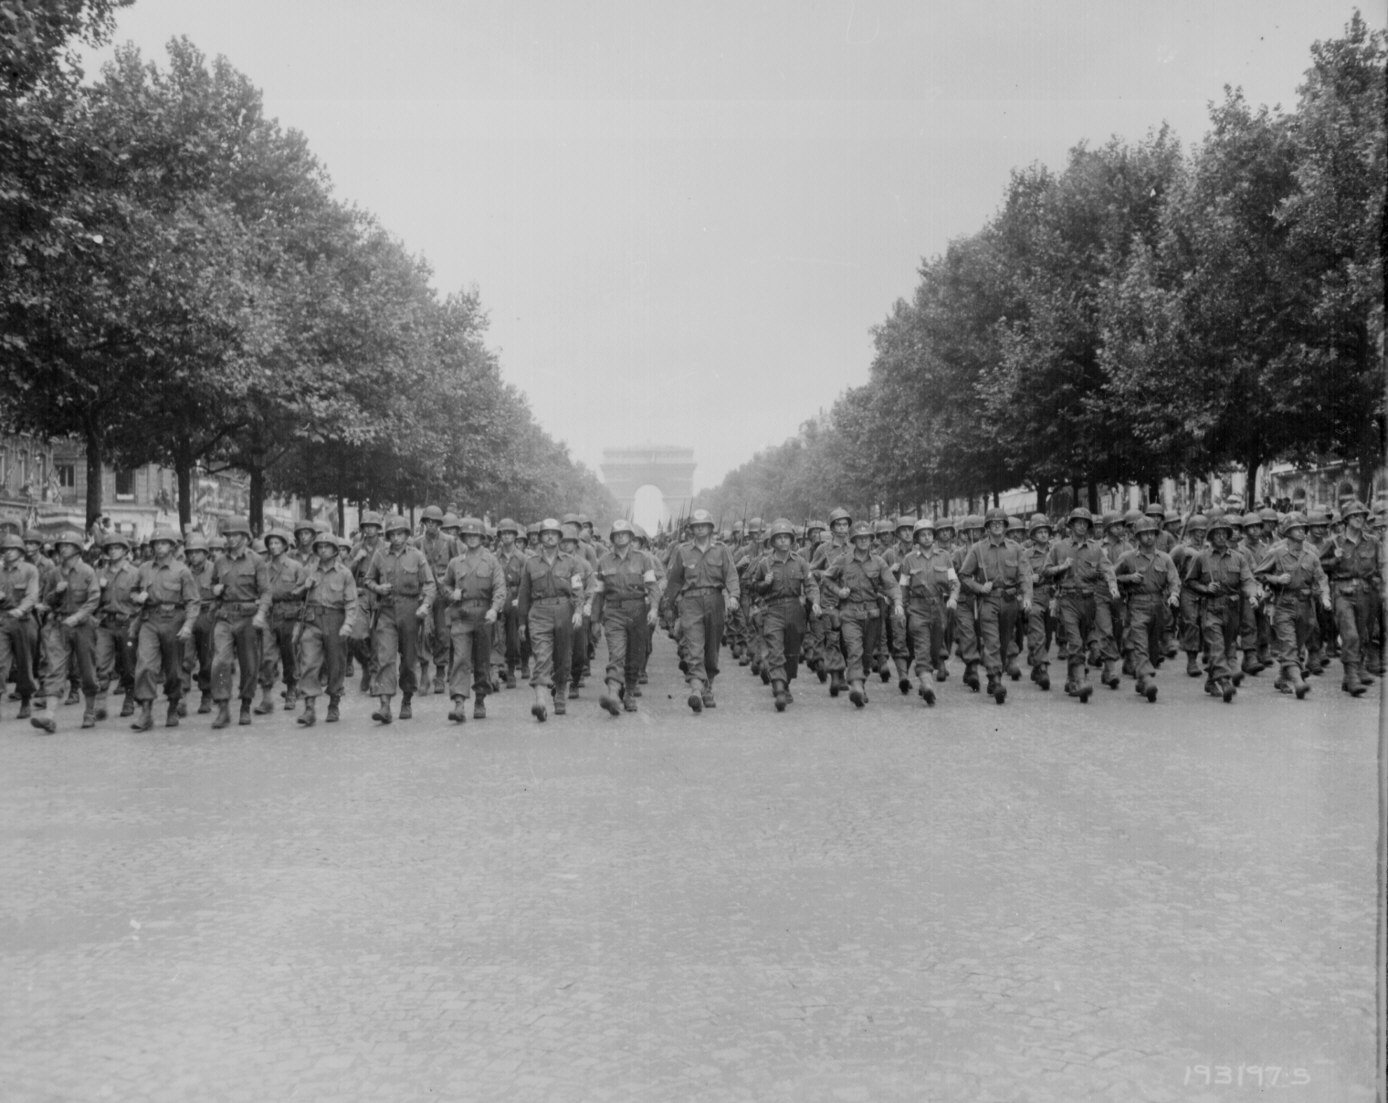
[5,495,1382,734]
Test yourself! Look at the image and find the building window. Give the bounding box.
[115,470,136,500]
[56,463,75,489]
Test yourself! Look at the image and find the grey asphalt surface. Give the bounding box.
[1,640,1381,1102]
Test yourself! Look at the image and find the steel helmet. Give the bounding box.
[1207,514,1236,535]
[1067,507,1093,525]
[559,522,580,542]
[1123,508,1144,527]
[1132,516,1159,535]
[688,509,715,528]
[767,518,796,540]
[935,517,956,533]
[1259,507,1279,526]
[359,511,383,529]
[747,517,765,534]
[221,515,252,538]
[807,519,827,533]
[1006,515,1025,533]
[894,515,916,532]
[851,521,874,539]
[313,519,333,535]
[827,507,852,525]
[560,512,581,526]
[0,533,26,552]
[538,517,563,537]
[263,527,292,548]
[874,519,894,536]
[983,507,1007,525]
[1027,513,1052,534]
[1279,512,1308,536]
[1145,502,1165,517]
[52,528,84,550]
[293,518,318,535]
[1307,510,1331,527]
[1163,510,1181,526]
[912,517,935,537]
[526,521,541,537]
[1186,513,1208,531]
[208,534,227,552]
[183,533,208,553]
[631,523,648,542]
[149,525,180,546]
[576,513,591,528]
[1340,499,1369,519]
[496,517,520,536]
[610,518,635,539]
[421,505,444,522]
[456,516,484,536]
[22,529,43,545]
[1239,512,1263,528]
[383,514,411,535]
[103,531,133,550]
[336,536,352,553]
[312,530,340,551]
[441,512,461,531]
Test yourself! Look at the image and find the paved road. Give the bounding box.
[1,641,1380,1102]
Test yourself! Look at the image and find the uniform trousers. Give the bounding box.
[41,619,97,700]
[977,591,1021,677]
[446,601,493,699]
[1331,581,1376,667]
[761,597,806,684]
[1026,588,1055,666]
[905,598,946,678]
[260,605,300,694]
[953,598,980,663]
[213,611,261,703]
[295,607,346,699]
[371,598,421,699]
[1268,593,1314,671]
[1123,595,1165,678]
[94,615,133,703]
[527,598,573,690]
[0,613,38,700]
[838,601,881,684]
[677,589,725,687]
[602,598,649,686]
[1200,595,1242,681]
[134,609,186,703]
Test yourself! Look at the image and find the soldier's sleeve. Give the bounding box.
[723,548,740,602]
[663,553,685,616]
[1310,551,1330,604]
[13,564,39,618]
[1251,548,1279,580]
[1019,548,1033,603]
[180,564,202,621]
[946,565,961,602]
[340,568,360,634]
[1237,555,1258,601]
[959,547,984,593]
[877,557,902,605]
[642,552,660,605]
[417,551,437,605]
[74,565,101,623]
[1097,549,1118,588]
[802,559,821,607]
[517,563,532,623]
[489,555,507,615]
[254,559,273,617]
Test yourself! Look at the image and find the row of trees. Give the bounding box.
[697,14,1384,520]
[2,4,615,532]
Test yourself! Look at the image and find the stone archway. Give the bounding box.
[600,446,695,531]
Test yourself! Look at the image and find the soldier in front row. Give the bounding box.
[292,532,358,727]
[129,527,201,732]
[364,514,436,724]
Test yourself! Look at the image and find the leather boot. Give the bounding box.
[165,700,180,728]
[177,697,188,717]
[1185,652,1203,677]
[283,689,297,711]
[701,679,716,709]
[1241,653,1264,677]
[132,701,155,732]
[253,688,276,714]
[81,695,97,729]
[1006,657,1022,681]
[990,673,1007,705]
[553,684,568,715]
[829,670,846,697]
[623,680,639,711]
[1035,662,1050,691]
[530,686,548,722]
[30,701,56,733]
[687,679,704,713]
[372,696,393,723]
[1287,664,1310,700]
[1101,660,1120,689]
[198,693,212,715]
[1073,662,1093,703]
[1221,677,1237,703]
[470,691,485,719]
[916,674,936,706]
[120,692,135,717]
[93,692,108,721]
[963,662,980,691]
[772,679,789,712]
[296,698,317,727]
[848,680,867,708]
[65,684,80,706]
[1342,662,1367,697]
[17,697,31,719]
[238,699,253,725]
[326,696,341,723]
[398,693,413,720]
[447,695,465,722]
[896,659,911,695]
[359,666,372,692]
[505,665,517,689]
[600,680,622,716]
[1138,676,1157,703]
[211,701,231,729]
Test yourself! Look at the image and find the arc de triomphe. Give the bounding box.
[600,446,695,529]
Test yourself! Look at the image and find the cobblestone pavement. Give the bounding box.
[1,641,1381,1102]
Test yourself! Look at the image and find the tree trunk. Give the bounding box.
[1147,479,1160,508]
[1245,454,1261,511]
[249,466,264,535]
[84,422,104,529]
[174,437,193,532]
[1086,482,1099,513]
[1034,479,1049,516]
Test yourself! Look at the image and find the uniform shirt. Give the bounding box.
[494,544,527,597]
[300,559,360,632]
[366,544,437,603]
[1042,537,1118,596]
[594,546,661,604]
[666,541,742,600]
[822,548,901,607]
[809,538,850,573]
[1114,546,1181,602]
[1254,542,1329,602]
[1025,541,1053,592]
[752,550,820,605]
[0,558,40,618]
[1169,537,1205,578]
[136,557,202,616]
[897,547,960,605]
[413,531,459,584]
[1320,530,1382,583]
[959,537,1034,601]
[265,553,307,605]
[442,547,507,613]
[517,550,588,618]
[47,556,100,624]
[1182,546,1257,600]
[213,549,272,615]
[187,558,217,604]
[97,558,141,619]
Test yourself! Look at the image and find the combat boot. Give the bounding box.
[828,670,846,697]
[238,698,253,725]
[1286,664,1310,700]
[701,680,716,709]
[65,684,80,706]
[962,662,980,692]
[211,701,231,729]
[253,687,276,715]
[415,666,431,696]
[989,673,1006,705]
[1034,661,1050,691]
[1358,664,1376,685]
[1136,675,1157,703]
[772,679,789,712]
[359,666,371,692]
[398,693,413,720]
[878,658,891,684]
[81,695,97,729]
[1074,663,1093,704]
[567,682,580,699]
[1220,677,1237,703]
[447,695,466,722]
[473,692,487,719]
[177,697,187,718]
[896,659,911,695]
[165,699,179,728]
[1241,653,1264,677]
[916,674,936,706]
[686,679,704,714]
[433,668,447,695]
[1101,660,1120,690]
[16,696,31,720]
[326,696,341,723]
[132,701,155,732]
[599,680,622,717]
[93,691,108,721]
[1342,662,1367,697]
[197,692,212,715]
[623,679,639,711]
[29,701,57,733]
[848,680,867,708]
[530,685,548,722]
[505,665,517,690]
[283,689,298,712]
[296,698,317,727]
[553,683,568,715]
[1006,656,1022,681]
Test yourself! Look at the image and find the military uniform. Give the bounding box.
[517,523,589,720]
[31,534,100,732]
[1182,524,1258,700]
[748,520,820,710]
[1319,501,1381,696]
[592,523,660,714]
[412,508,459,693]
[130,537,201,730]
[257,535,306,713]
[0,537,40,717]
[210,521,272,722]
[1114,522,1181,699]
[959,511,1033,702]
[820,523,902,707]
[364,518,437,720]
[897,520,959,703]
[294,539,359,723]
[1253,515,1329,698]
[440,524,507,719]
[93,534,139,721]
[1041,509,1118,702]
[663,511,741,711]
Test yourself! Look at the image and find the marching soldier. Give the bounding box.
[517,518,589,721]
[1253,513,1330,699]
[291,519,319,567]
[127,527,200,732]
[292,530,359,726]
[490,518,527,688]
[363,514,436,724]
[1023,514,1056,689]
[1041,507,1119,704]
[1319,499,1381,697]
[30,530,99,734]
[440,516,506,723]
[348,511,385,692]
[209,516,271,729]
[592,519,660,715]
[1114,516,1181,702]
[0,532,40,721]
[747,518,820,712]
[93,531,139,722]
[897,517,959,706]
[256,528,305,715]
[663,508,741,712]
[413,505,457,694]
[559,522,597,698]
[810,507,853,694]
[1182,514,1258,703]
[181,533,217,714]
[959,507,1033,704]
[950,515,983,690]
[820,521,902,708]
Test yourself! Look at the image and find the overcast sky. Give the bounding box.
[83,0,1375,491]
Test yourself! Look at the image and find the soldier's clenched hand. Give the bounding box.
[726,596,739,614]
[571,609,584,628]
[484,608,497,624]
